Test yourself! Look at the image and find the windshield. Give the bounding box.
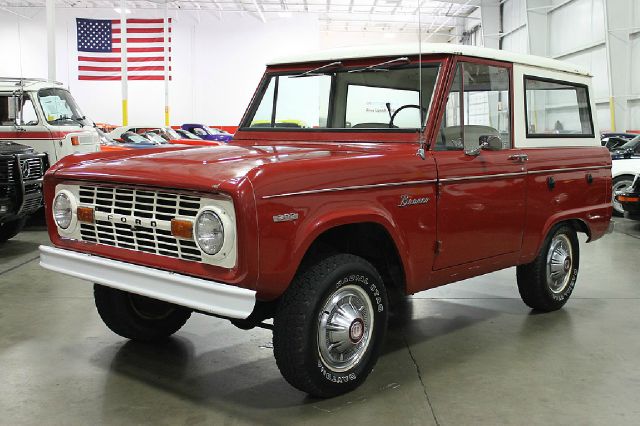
[144,133,168,144]
[179,130,201,139]
[619,136,640,149]
[124,133,154,144]
[165,128,181,139]
[243,63,441,131]
[38,88,88,127]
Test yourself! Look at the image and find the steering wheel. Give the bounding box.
[389,104,427,129]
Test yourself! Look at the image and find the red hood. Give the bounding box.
[49,143,382,195]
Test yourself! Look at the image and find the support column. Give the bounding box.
[480,0,501,49]
[604,0,632,132]
[46,0,55,81]
[524,0,552,57]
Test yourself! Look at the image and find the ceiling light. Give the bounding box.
[114,7,132,14]
[278,11,293,18]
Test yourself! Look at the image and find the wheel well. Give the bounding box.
[301,223,406,296]
[564,219,591,240]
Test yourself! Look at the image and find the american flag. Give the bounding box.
[76,18,171,81]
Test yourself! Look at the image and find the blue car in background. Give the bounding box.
[181,123,233,142]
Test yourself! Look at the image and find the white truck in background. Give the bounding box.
[0,78,99,166]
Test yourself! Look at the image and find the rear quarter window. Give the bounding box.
[524,76,594,138]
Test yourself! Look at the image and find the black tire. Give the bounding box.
[516,224,580,312]
[613,175,635,217]
[0,217,27,244]
[273,254,388,398]
[94,284,192,342]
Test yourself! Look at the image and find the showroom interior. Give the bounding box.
[1,0,640,424]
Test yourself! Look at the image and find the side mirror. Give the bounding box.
[7,96,18,121]
[464,135,503,156]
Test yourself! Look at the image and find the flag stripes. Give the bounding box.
[76,18,171,81]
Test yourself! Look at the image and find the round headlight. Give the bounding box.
[195,210,224,255]
[53,192,72,229]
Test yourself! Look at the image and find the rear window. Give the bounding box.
[524,76,594,138]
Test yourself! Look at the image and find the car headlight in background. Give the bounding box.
[53,192,73,229]
[194,210,224,255]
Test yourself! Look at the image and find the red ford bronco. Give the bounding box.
[40,44,613,397]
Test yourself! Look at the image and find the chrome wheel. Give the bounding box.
[317,284,374,373]
[546,234,573,294]
[613,178,633,214]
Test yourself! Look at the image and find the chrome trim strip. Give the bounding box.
[527,165,611,175]
[262,179,437,199]
[439,171,527,183]
[39,245,255,319]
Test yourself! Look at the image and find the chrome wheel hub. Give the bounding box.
[546,234,573,294]
[317,284,374,373]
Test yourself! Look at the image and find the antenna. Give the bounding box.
[416,1,426,160]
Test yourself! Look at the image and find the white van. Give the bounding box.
[0,78,99,166]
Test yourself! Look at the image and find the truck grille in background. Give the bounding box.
[78,185,204,262]
[0,157,16,184]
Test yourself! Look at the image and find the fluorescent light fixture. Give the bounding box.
[114,7,132,14]
[278,11,293,18]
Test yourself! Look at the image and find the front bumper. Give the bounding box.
[39,245,256,319]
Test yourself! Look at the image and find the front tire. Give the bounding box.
[273,254,388,398]
[516,224,580,312]
[94,284,192,342]
[0,218,27,244]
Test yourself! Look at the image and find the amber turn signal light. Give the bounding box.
[171,219,193,239]
[617,195,640,203]
[77,207,94,223]
[71,136,80,146]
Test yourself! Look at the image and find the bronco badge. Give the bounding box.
[398,194,430,208]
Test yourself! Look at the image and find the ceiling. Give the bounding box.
[0,0,480,35]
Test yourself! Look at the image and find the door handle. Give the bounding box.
[508,154,528,162]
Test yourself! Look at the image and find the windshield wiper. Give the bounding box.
[291,61,343,78]
[50,115,86,127]
[348,57,410,73]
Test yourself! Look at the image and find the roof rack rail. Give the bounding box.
[0,77,64,86]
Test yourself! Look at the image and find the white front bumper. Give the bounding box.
[39,245,256,319]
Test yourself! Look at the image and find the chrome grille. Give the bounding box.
[19,157,45,181]
[78,185,204,262]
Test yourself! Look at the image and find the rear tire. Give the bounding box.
[94,284,192,342]
[0,218,27,244]
[273,254,388,398]
[516,224,580,312]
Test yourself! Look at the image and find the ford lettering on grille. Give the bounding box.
[78,185,204,262]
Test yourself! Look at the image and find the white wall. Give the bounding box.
[498,0,640,131]
[0,9,320,126]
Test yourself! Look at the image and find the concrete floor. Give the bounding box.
[1,218,639,426]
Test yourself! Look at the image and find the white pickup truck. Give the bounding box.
[0,78,99,166]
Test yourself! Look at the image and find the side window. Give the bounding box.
[524,77,594,137]
[435,62,511,151]
[0,94,39,126]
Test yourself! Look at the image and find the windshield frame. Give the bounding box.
[238,56,445,134]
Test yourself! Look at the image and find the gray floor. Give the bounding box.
[1,218,639,426]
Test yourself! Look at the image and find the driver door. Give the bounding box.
[433,60,527,270]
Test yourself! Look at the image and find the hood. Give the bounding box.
[49,143,380,195]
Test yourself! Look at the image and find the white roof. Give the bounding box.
[0,78,64,92]
[268,43,590,76]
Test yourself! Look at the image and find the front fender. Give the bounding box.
[255,200,411,300]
